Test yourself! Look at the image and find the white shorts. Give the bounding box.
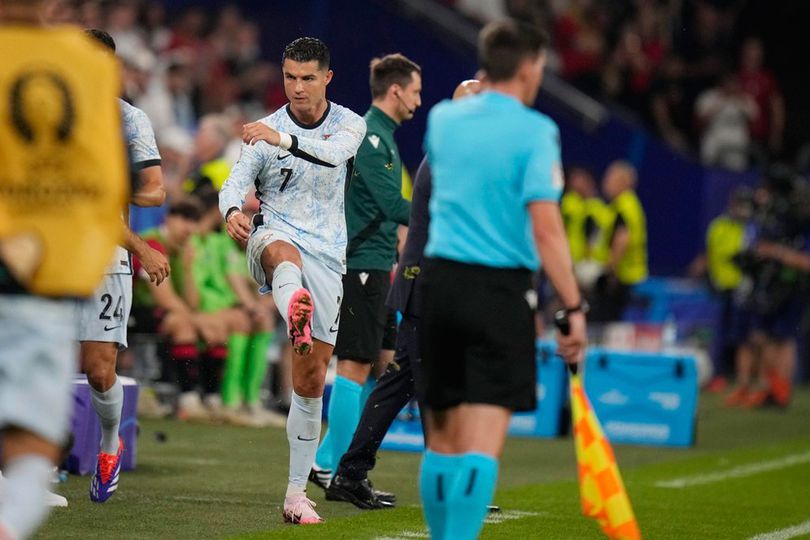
[76,273,133,349]
[247,227,343,346]
[0,295,78,445]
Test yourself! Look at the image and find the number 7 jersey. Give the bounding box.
[220,102,366,274]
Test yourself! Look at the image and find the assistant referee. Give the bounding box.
[417,21,587,540]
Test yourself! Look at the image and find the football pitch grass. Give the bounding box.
[38,388,810,539]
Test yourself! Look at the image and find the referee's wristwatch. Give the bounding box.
[553,300,589,336]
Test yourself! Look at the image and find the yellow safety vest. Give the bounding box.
[0,26,128,296]
[606,190,648,285]
[561,191,587,263]
[585,196,614,264]
[706,215,744,291]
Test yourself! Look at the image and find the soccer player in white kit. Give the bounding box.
[77,30,169,504]
[220,37,366,524]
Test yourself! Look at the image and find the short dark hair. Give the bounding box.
[282,37,330,70]
[478,20,548,82]
[369,54,421,99]
[85,28,116,52]
[168,199,203,221]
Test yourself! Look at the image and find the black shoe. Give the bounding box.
[325,475,394,510]
[308,466,332,491]
[367,479,397,504]
[487,505,501,513]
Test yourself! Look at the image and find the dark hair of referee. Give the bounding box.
[478,20,549,82]
[282,37,330,70]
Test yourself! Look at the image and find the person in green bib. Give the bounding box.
[192,187,282,427]
[591,161,648,321]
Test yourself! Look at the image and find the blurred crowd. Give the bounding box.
[450,0,787,172]
[46,0,283,208]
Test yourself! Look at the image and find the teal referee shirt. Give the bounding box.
[424,91,564,271]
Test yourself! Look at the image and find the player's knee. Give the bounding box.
[261,241,302,274]
[84,354,117,391]
[336,359,371,384]
[231,309,251,334]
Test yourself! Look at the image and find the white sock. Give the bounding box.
[0,455,54,540]
[91,376,123,454]
[285,391,322,497]
[272,261,303,327]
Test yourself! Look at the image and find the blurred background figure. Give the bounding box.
[560,165,612,293]
[590,161,648,322]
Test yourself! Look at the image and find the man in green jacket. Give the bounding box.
[311,54,422,489]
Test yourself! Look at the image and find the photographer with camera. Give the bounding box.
[726,167,810,408]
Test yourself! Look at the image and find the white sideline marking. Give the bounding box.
[375,510,543,539]
[748,519,810,540]
[158,457,223,466]
[655,451,810,488]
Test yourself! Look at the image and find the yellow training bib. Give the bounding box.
[0,26,128,296]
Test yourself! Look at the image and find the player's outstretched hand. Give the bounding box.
[139,245,170,286]
[226,211,252,243]
[556,311,586,367]
[242,121,280,146]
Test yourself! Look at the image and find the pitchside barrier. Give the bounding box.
[376,342,699,452]
[65,376,140,475]
[583,349,699,447]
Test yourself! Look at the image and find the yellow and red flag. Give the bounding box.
[570,372,641,540]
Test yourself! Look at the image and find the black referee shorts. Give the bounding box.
[420,258,536,412]
[334,269,394,363]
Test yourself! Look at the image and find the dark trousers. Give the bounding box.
[336,315,423,481]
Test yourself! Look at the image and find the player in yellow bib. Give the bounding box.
[0,2,128,537]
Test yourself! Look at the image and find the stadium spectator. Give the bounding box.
[311,53,421,492]
[553,0,608,95]
[737,37,785,160]
[695,72,758,171]
[591,161,648,322]
[649,56,692,152]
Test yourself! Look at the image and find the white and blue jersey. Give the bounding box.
[219,102,366,274]
[106,99,161,275]
[424,91,564,271]
[120,98,161,170]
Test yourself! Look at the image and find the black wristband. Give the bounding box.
[562,300,589,315]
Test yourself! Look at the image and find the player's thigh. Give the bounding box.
[333,270,390,363]
[299,251,343,347]
[246,228,301,290]
[466,268,536,413]
[76,273,132,350]
[0,295,77,447]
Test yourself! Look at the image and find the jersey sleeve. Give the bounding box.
[219,142,271,219]
[354,134,411,225]
[523,121,564,204]
[287,112,366,167]
[126,107,161,170]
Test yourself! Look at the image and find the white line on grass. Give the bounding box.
[654,451,810,488]
[748,519,810,540]
[374,510,543,540]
